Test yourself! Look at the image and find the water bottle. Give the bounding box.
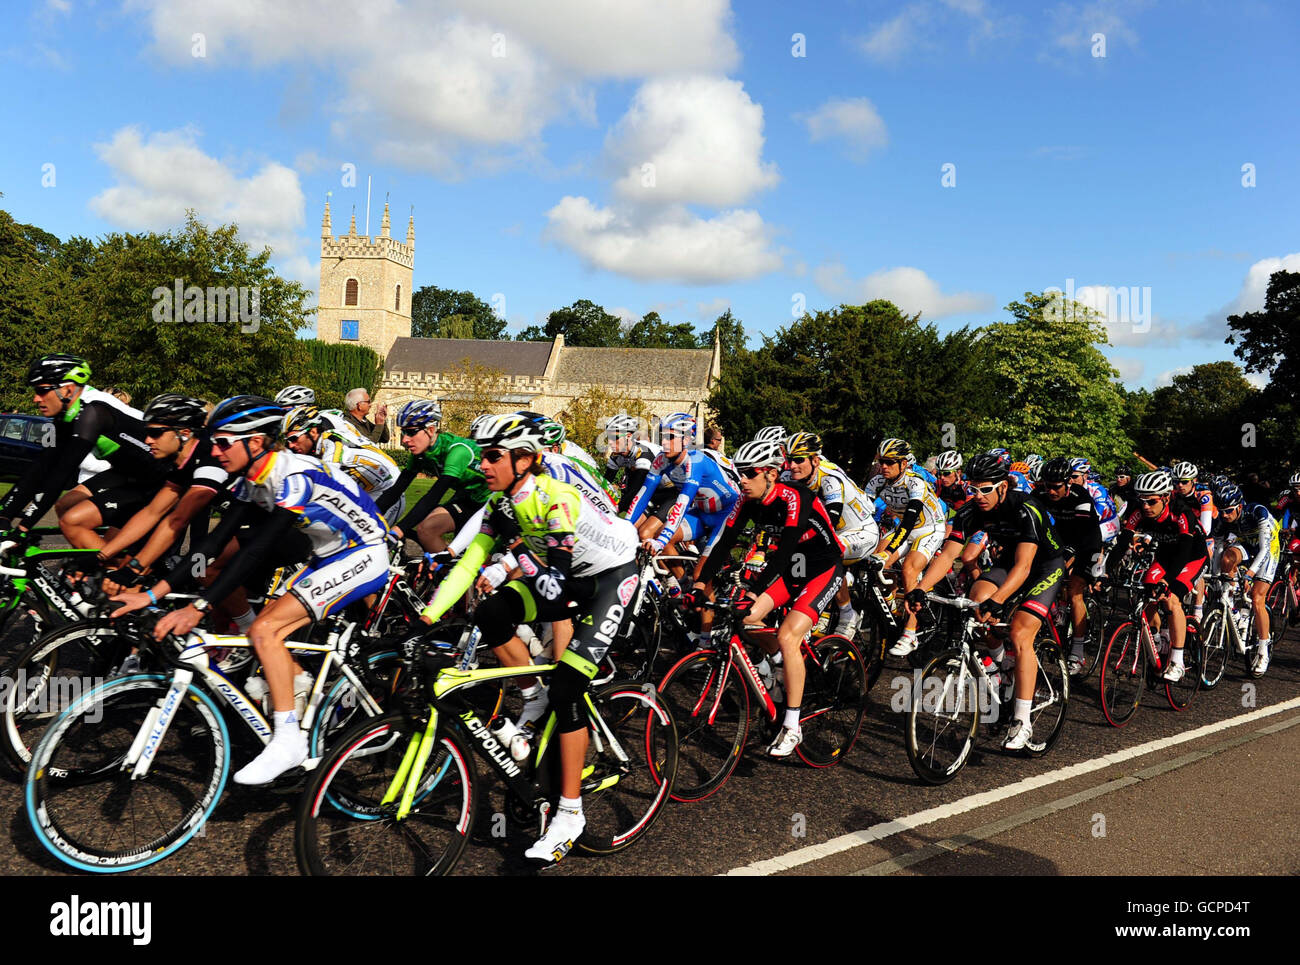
[756,657,774,691]
[980,655,1002,703]
[245,675,271,715]
[489,717,531,762]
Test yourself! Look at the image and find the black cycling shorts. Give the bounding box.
[82,469,160,529]
[976,560,1065,623]
[648,487,677,523]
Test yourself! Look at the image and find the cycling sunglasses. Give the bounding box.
[1140,496,1164,506]
[739,467,768,479]
[481,448,511,463]
[144,425,175,439]
[971,483,1001,495]
[788,456,810,465]
[879,458,902,466]
[212,434,253,451]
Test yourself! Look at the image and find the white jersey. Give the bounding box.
[316,430,401,500]
[77,387,143,483]
[810,458,874,532]
[864,468,946,531]
[318,409,367,446]
[606,438,663,474]
[542,451,619,516]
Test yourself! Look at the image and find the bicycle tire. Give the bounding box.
[1165,622,1202,710]
[308,647,404,758]
[1076,593,1105,679]
[575,680,678,855]
[1028,638,1069,755]
[1197,609,1229,689]
[0,619,131,776]
[1099,622,1145,727]
[795,634,867,768]
[1266,577,1290,632]
[295,709,477,876]
[25,674,229,873]
[656,649,749,802]
[906,648,979,785]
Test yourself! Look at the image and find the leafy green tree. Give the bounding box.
[300,340,384,411]
[410,285,507,340]
[624,311,701,349]
[1225,269,1300,398]
[1132,362,1256,469]
[702,308,748,364]
[517,299,623,347]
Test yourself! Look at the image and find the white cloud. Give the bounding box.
[609,306,639,328]
[799,97,888,161]
[696,297,731,320]
[814,262,994,319]
[1223,253,1300,316]
[858,4,930,63]
[546,197,782,283]
[1244,370,1269,390]
[1154,365,1193,388]
[1108,356,1144,383]
[608,76,778,207]
[1042,0,1143,61]
[88,126,313,288]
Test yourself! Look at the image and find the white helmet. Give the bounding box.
[275,385,316,407]
[935,450,963,472]
[733,438,786,471]
[754,425,787,444]
[1134,471,1174,497]
[471,412,547,452]
[604,414,640,437]
[1173,461,1198,481]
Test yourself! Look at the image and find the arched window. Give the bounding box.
[345,278,359,306]
[395,284,401,311]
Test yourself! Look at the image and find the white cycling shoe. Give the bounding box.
[1002,719,1042,752]
[767,726,802,758]
[888,636,918,657]
[234,734,307,785]
[1161,662,1185,683]
[1252,643,1271,675]
[525,808,585,865]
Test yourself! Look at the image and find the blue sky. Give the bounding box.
[3,0,1297,389]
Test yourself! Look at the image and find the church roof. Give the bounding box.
[554,346,714,389]
[386,337,552,376]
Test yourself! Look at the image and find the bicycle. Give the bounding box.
[1098,583,1203,727]
[0,534,108,642]
[904,592,1068,785]
[22,606,436,873]
[1265,539,1300,631]
[846,555,959,684]
[656,586,867,802]
[294,638,678,875]
[1198,571,1267,686]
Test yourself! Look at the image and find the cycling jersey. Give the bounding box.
[541,451,619,517]
[1277,491,1300,530]
[1110,503,1209,593]
[606,439,671,516]
[1040,483,1102,570]
[947,490,1064,572]
[938,475,973,516]
[163,443,229,494]
[315,430,401,500]
[701,446,742,491]
[864,469,946,553]
[0,390,164,530]
[1080,480,1120,541]
[911,464,939,486]
[805,458,873,532]
[699,482,844,596]
[627,449,740,550]
[1008,470,1033,494]
[317,409,367,446]
[377,430,489,534]
[560,439,619,503]
[1213,503,1281,580]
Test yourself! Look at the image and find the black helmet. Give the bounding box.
[142,394,208,430]
[1039,456,1073,484]
[206,396,284,439]
[1115,465,1132,477]
[27,354,92,388]
[967,452,1009,483]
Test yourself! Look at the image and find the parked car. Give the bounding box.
[0,414,52,480]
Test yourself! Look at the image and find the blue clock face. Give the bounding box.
[341,320,359,340]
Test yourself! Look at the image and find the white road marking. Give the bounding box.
[725,695,1300,875]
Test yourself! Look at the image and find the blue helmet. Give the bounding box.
[660,412,696,442]
[1217,484,1244,509]
[396,400,442,432]
[1068,457,1091,475]
[207,396,283,438]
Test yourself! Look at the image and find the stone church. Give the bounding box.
[315,199,721,431]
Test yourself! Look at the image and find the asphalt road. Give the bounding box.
[1,597,1296,877]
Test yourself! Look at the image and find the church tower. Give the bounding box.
[317,198,414,358]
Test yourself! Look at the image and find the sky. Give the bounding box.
[3,0,1298,390]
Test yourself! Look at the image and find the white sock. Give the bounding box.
[557,795,583,821]
[519,685,548,728]
[838,604,855,621]
[1257,637,1270,649]
[232,608,256,632]
[272,709,303,742]
[1014,697,1031,726]
[783,707,801,730]
[1171,647,1185,668]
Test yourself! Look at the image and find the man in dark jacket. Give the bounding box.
[343,388,390,444]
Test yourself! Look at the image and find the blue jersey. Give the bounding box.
[629,449,740,547]
[1083,480,1118,524]
[1009,470,1032,494]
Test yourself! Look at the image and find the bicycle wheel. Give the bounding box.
[1028,639,1069,755]
[656,649,749,802]
[906,648,979,785]
[308,647,403,758]
[1099,622,1146,727]
[856,615,887,692]
[25,674,229,873]
[296,710,476,876]
[796,634,867,767]
[1266,576,1290,631]
[1197,609,1229,689]
[575,680,678,855]
[1076,594,1105,678]
[0,619,132,776]
[1166,623,1202,710]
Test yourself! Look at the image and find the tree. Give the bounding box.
[1225,269,1300,399]
[410,285,507,340]
[967,292,1132,473]
[624,311,701,349]
[561,385,654,457]
[300,340,384,411]
[435,358,514,435]
[702,308,748,364]
[518,299,623,347]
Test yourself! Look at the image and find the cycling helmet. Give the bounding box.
[1115,465,1132,477]
[1024,453,1044,471]
[274,385,316,407]
[471,412,546,452]
[142,394,208,431]
[967,452,1009,483]
[605,414,641,437]
[1040,456,1073,484]
[207,396,284,439]
[1010,460,1031,475]
[1216,483,1244,509]
[1068,457,1091,475]
[660,412,697,441]
[28,354,92,388]
[540,419,565,447]
[1173,461,1198,481]
[935,450,962,473]
[1289,471,1300,488]
[785,431,823,459]
[282,404,323,438]
[1134,471,1174,497]
[755,425,788,444]
[396,400,442,432]
[733,438,786,471]
[877,437,914,461]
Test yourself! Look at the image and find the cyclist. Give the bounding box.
[991,449,1032,494]
[275,384,365,445]
[1277,472,1300,536]
[935,450,988,587]
[1107,471,1208,683]
[112,396,393,784]
[534,415,618,505]
[1112,465,1135,516]
[0,355,165,549]
[603,415,677,537]
[418,412,640,865]
[691,437,845,758]
[785,430,879,635]
[379,401,489,552]
[281,404,403,521]
[1171,461,1215,619]
[1037,456,1102,674]
[909,452,1066,751]
[1213,484,1280,674]
[863,438,948,657]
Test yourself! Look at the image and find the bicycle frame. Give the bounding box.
[0,545,105,627]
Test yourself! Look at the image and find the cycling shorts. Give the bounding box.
[763,563,845,621]
[286,542,390,622]
[1246,538,1280,584]
[1144,555,1205,600]
[839,524,880,563]
[82,469,160,529]
[649,487,677,523]
[895,525,944,563]
[678,506,731,546]
[976,561,1065,623]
